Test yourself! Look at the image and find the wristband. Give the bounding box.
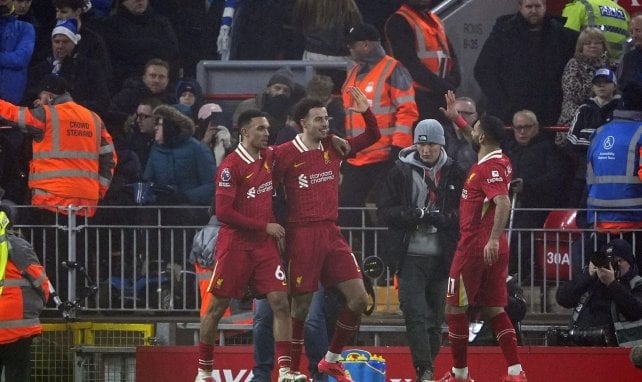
[455,115,468,130]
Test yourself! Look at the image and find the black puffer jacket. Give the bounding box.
[109,77,175,115]
[474,13,577,126]
[377,148,466,275]
[100,4,179,88]
[504,132,571,209]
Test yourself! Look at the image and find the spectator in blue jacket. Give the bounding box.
[145,104,215,208]
[0,0,35,104]
[0,0,35,205]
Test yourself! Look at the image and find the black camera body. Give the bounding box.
[546,326,616,346]
[589,249,618,270]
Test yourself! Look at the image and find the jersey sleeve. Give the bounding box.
[215,160,266,231]
[479,161,510,202]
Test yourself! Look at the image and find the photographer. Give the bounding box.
[552,239,642,346]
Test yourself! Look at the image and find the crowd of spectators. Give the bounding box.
[1,0,642,283]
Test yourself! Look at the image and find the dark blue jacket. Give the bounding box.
[144,130,216,206]
[0,16,35,103]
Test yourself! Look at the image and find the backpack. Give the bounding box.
[188,215,220,268]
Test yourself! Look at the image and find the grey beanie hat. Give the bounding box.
[414,119,445,145]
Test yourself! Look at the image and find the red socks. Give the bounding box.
[290,317,305,372]
[446,313,469,369]
[328,306,360,354]
[491,311,520,367]
[198,341,214,371]
[276,341,291,370]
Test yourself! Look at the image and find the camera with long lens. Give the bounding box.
[589,249,618,271]
[546,326,616,346]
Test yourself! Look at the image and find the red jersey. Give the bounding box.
[456,149,512,257]
[215,144,276,249]
[274,135,343,223]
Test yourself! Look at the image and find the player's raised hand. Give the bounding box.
[439,90,459,122]
[347,86,369,113]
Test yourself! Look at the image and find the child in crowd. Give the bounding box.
[173,79,203,120]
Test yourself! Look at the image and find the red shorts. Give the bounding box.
[207,231,287,299]
[286,221,362,294]
[446,249,508,308]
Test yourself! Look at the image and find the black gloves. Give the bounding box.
[427,210,446,229]
[415,207,446,228]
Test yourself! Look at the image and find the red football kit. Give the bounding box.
[208,144,287,299]
[447,149,512,307]
[273,109,380,293]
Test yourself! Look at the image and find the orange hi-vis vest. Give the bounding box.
[394,4,453,91]
[195,262,213,317]
[28,103,104,216]
[0,239,49,344]
[343,55,416,166]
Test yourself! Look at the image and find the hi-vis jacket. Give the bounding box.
[562,0,630,60]
[0,231,50,344]
[587,110,642,229]
[393,4,454,89]
[0,94,117,217]
[343,54,417,166]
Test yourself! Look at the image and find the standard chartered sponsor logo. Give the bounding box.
[247,181,272,198]
[298,171,334,188]
[309,170,334,184]
[256,180,272,194]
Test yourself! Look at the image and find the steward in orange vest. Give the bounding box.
[0,201,50,382]
[339,23,418,231]
[343,26,417,167]
[0,74,117,218]
[385,0,461,122]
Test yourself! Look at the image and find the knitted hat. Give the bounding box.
[267,73,293,91]
[604,239,636,265]
[414,119,445,145]
[175,79,202,101]
[347,23,381,44]
[52,19,81,45]
[38,74,69,94]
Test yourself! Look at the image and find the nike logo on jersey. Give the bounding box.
[245,172,254,179]
[294,162,305,168]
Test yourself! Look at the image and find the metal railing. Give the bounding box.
[13,204,641,316]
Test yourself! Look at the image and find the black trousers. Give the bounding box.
[0,336,33,382]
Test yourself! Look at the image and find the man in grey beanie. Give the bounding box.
[377,119,466,382]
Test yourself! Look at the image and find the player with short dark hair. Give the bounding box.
[195,109,302,382]
[439,115,527,382]
[273,87,380,382]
